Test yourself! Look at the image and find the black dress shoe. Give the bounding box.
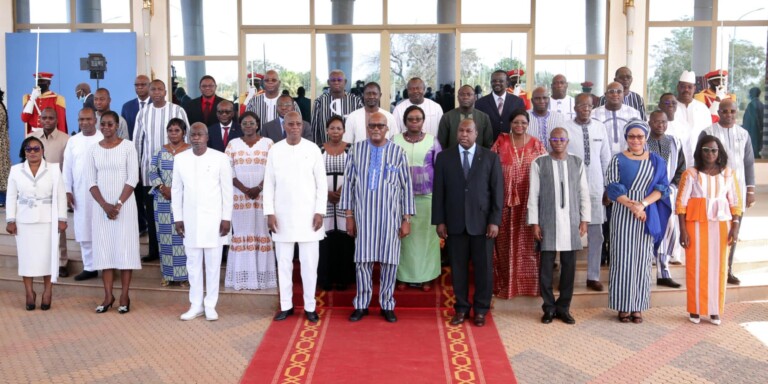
[556,311,576,324]
[141,255,160,263]
[657,277,682,288]
[727,272,741,285]
[305,310,319,323]
[381,309,397,323]
[273,308,294,321]
[541,312,554,324]
[349,308,369,322]
[450,312,468,325]
[74,270,98,281]
[58,266,69,278]
[473,313,486,327]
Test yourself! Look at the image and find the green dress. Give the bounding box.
[393,134,442,283]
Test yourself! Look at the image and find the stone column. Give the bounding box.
[436,0,456,90]
[76,0,102,31]
[181,0,205,98]
[585,0,606,94]
[327,0,354,91]
[692,0,713,87]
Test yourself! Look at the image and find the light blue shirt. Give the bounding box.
[458,143,476,168]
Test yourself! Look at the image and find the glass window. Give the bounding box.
[18,0,70,24]
[242,0,309,25]
[315,0,382,25]
[717,1,767,22]
[316,34,381,98]
[244,34,311,97]
[534,59,605,98]
[387,0,439,25]
[170,60,239,101]
[170,0,238,56]
[389,33,454,102]
[461,0,530,24]
[716,26,767,112]
[76,0,130,23]
[648,0,695,22]
[460,33,527,95]
[535,0,606,55]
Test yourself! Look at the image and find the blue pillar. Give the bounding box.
[181,0,206,98]
[585,0,605,94]
[327,0,354,90]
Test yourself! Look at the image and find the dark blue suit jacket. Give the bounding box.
[474,92,526,143]
[120,97,146,139]
[207,121,243,152]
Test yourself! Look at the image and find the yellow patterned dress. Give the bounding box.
[225,137,277,290]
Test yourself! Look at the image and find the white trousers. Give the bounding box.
[79,241,94,272]
[275,241,319,312]
[186,246,223,310]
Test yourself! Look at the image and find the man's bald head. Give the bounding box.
[717,98,737,127]
[531,87,550,114]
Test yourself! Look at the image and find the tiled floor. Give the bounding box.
[2,289,766,383]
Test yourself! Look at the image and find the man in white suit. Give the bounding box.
[263,111,327,323]
[173,123,233,321]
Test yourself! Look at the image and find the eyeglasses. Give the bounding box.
[277,103,294,108]
[662,100,678,106]
[241,121,258,127]
[626,134,646,141]
[549,137,568,142]
[701,147,719,154]
[217,110,234,114]
[606,89,623,95]
[200,84,216,88]
[134,83,149,87]
[575,103,593,109]
[406,117,423,123]
[719,109,736,114]
[329,77,345,82]
[263,78,279,83]
[367,123,387,130]
[24,146,42,153]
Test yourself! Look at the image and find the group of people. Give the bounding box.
[6,65,757,329]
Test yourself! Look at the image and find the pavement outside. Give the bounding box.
[1,290,767,383]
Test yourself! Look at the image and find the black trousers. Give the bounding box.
[447,232,493,315]
[318,230,356,288]
[135,180,147,233]
[141,185,159,258]
[540,250,576,314]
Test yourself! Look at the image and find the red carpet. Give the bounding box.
[243,267,516,383]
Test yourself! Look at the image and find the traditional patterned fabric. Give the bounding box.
[149,147,188,282]
[591,105,642,155]
[393,134,442,283]
[606,154,669,312]
[598,91,647,120]
[245,94,300,126]
[224,137,277,290]
[526,111,565,151]
[133,103,190,185]
[0,101,10,192]
[311,93,363,144]
[702,124,755,211]
[677,168,742,316]
[491,134,547,298]
[648,134,687,272]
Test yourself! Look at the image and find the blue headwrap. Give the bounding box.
[624,118,649,139]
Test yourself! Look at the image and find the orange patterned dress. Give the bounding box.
[491,134,547,298]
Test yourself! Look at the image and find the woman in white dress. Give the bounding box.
[224,111,277,290]
[6,136,67,310]
[86,111,141,314]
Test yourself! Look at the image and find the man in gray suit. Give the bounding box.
[261,94,312,143]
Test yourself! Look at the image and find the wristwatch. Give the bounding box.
[402,215,411,223]
[117,199,123,206]
[641,200,649,208]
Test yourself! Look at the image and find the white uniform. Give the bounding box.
[392,99,444,136]
[591,104,642,155]
[674,99,710,167]
[172,149,233,312]
[62,131,103,271]
[263,138,327,312]
[343,108,397,143]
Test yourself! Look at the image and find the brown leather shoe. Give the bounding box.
[58,266,69,278]
[586,280,604,291]
[473,313,486,327]
[450,312,468,325]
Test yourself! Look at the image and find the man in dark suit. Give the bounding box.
[120,74,151,236]
[294,86,312,123]
[262,94,313,143]
[184,75,225,127]
[432,119,503,327]
[207,100,242,152]
[475,69,526,142]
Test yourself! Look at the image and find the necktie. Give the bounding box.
[581,124,591,166]
[222,126,230,146]
[281,120,286,138]
[497,97,504,116]
[463,150,470,179]
[140,101,146,109]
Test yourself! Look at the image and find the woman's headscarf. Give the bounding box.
[623,118,649,139]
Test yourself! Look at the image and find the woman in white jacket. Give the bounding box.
[5,136,67,311]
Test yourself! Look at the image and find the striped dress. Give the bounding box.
[86,140,141,270]
[606,153,668,312]
[676,168,742,317]
[149,147,188,282]
[339,140,415,265]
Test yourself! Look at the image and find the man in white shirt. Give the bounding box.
[173,123,233,321]
[392,77,444,136]
[343,82,396,143]
[549,74,575,120]
[264,111,328,323]
[591,82,641,155]
[63,108,103,281]
[675,71,712,167]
